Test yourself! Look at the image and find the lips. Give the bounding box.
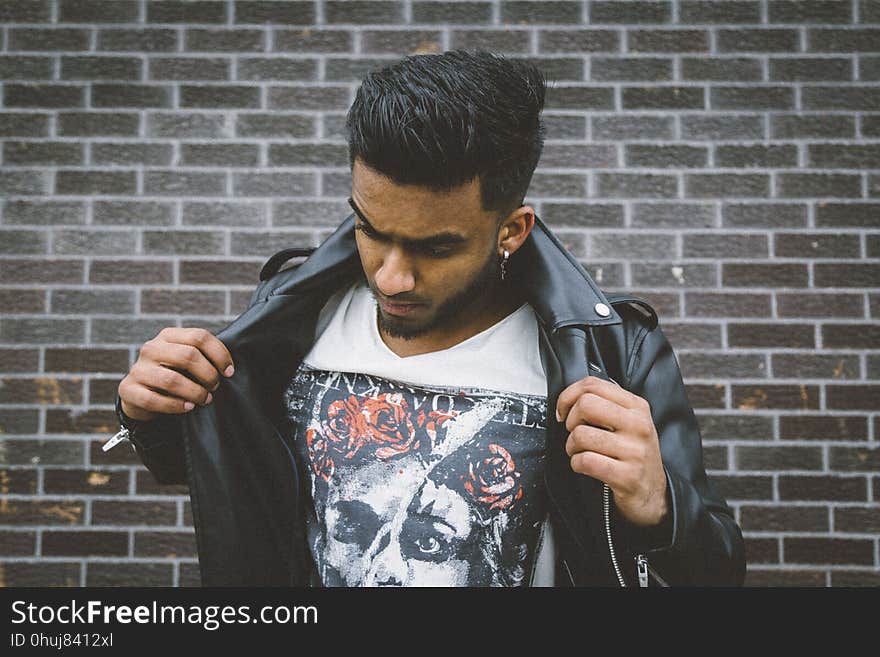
[378,298,423,316]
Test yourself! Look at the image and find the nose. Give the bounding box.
[374,246,415,298]
[364,527,407,587]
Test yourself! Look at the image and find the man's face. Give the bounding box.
[349,158,505,341]
[320,456,485,586]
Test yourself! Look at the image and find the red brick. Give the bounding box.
[0,499,84,524]
[736,446,823,471]
[777,292,864,318]
[822,324,880,349]
[830,571,880,587]
[133,530,197,558]
[834,507,880,533]
[0,561,80,586]
[713,474,774,501]
[728,323,815,348]
[771,353,860,380]
[779,414,868,441]
[830,447,880,471]
[0,377,82,404]
[43,530,128,556]
[779,475,867,501]
[0,348,39,372]
[732,384,820,410]
[0,468,38,494]
[0,530,37,555]
[826,385,880,411]
[45,347,129,373]
[44,469,129,495]
[92,500,177,526]
[784,538,874,565]
[696,413,773,441]
[683,383,726,408]
[85,562,174,586]
[744,569,826,587]
[45,409,118,434]
[740,505,829,532]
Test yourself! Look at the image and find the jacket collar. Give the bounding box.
[271,213,622,330]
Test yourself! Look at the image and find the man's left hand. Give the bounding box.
[556,375,668,527]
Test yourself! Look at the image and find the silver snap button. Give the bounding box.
[594,302,610,317]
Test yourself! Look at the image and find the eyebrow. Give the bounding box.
[347,196,468,248]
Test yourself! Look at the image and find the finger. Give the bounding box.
[132,361,213,407]
[157,327,235,378]
[564,424,632,460]
[563,391,636,434]
[570,450,630,489]
[147,340,225,393]
[556,375,643,425]
[121,380,198,415]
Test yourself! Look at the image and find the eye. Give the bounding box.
[418,244,454,258]
[356,223,454,258]
[414,535,442,555]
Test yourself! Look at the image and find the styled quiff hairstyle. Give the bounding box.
[345,49,548,221]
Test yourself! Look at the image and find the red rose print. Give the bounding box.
[415,406,458,450]
[306,427,334,481]
[322,395,372,459]
[362,393,417,460]
[462,443,523,511]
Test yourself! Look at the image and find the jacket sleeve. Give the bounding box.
[122,408,186,485]
[118,278,276,486]
[614,321,747,586]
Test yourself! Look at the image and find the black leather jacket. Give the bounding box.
[117,214,746,587]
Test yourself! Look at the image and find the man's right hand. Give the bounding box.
[117,327,235,422]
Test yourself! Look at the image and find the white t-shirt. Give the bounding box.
[304,280,547,396]
[281,280,549,587]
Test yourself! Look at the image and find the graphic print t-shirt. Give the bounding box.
[281,281,548,587]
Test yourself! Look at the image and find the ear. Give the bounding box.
[497,206,536,256]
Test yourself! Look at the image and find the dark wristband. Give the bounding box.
[115,394,146,433]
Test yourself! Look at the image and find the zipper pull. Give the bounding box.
[636,554,649,588]
[102,426,131,452]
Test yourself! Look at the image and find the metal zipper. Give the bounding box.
[636,554,649,587]
[607,491,672,588]
[591,356,626,586]
[102,426,131,452]
[603,482,626,587]
[637,554,670,587]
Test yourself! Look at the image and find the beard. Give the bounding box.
[369,248,505,341]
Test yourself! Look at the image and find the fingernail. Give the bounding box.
[184,401,195,411]
[555,409,562,422]
[224,365,234,377]
[205,392,213,405]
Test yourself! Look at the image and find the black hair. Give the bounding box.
[346,49,548,220]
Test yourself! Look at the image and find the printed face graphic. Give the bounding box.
[321,456,481,586]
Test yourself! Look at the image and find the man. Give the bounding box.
[112,50,746,587]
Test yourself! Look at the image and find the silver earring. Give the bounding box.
[500,249,510,281]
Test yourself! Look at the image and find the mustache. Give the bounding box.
[373,292,425,306]
[369,288,426,306]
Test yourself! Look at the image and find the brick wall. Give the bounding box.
[0,0,877,587]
